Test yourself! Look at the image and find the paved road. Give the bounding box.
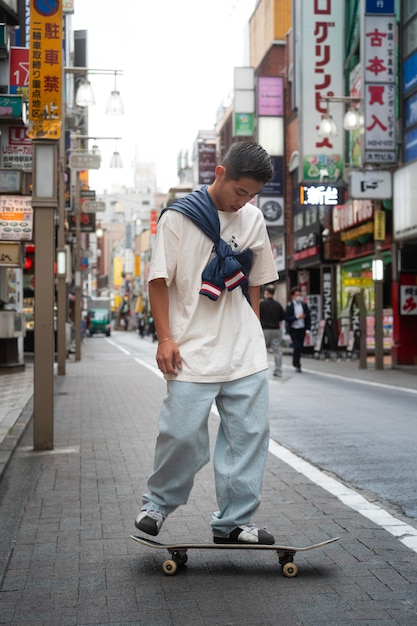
[1,333,417,624]
[268,364,417,520]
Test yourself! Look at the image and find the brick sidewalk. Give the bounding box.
[0,338,417,624]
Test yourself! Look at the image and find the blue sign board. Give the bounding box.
[404,126,417,163]
[365,0,395,14]
[403,51,417,95]
[405,93,417,130]
[262,156,284,196]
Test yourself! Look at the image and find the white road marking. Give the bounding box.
[106,338,131,355]
[268,439,417,552]
[288,365,417,395]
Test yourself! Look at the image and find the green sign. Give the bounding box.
[0,95,24,119]
[234,113,254,137]
[303,154,343,181]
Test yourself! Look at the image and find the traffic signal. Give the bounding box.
[23,244,35,272]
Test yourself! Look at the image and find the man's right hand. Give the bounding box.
[156,338,182,376]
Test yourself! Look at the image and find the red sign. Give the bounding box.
[150,209,157,235]
[9,48,29,97]
[400,273,417,316]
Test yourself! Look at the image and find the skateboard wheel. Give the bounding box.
[162,559,178,575]
[172,551,188,566]
[282,562,298,578]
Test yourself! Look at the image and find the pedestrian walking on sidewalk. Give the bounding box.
[135,141,278,545]
[119,294,130,331]
[260,284,285,378]
[285,286,311,373]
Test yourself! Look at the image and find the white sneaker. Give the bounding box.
[135,510,165,536]
[213,523,275,545]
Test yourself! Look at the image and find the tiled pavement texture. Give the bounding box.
[0,362,33,478]
[0,339,416,625]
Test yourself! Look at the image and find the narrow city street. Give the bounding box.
[1,334,417,625]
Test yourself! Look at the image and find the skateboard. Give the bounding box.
[130,534,339,577]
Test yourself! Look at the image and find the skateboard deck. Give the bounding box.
[130,534,339,577]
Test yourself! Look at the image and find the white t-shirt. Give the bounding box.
[148,202,278,382]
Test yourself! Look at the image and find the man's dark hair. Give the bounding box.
[291,286,301,295]
[222,141,274,183]
[265,285,275,295]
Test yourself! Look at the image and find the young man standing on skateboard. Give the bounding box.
[135,141,278,545]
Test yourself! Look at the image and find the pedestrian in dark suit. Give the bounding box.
[285,286,311,373]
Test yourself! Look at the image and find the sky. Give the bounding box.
[71,0,257,194]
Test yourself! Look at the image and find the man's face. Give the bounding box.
[210,166,265,213]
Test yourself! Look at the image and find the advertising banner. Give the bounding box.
[362,6,397,164]
[400,274,417,315]
[257,77,284,116]
[28,0,63,139]
[9,47,29,98]
[1,126,32,169]
[298,0,345,180]
[0,195,33,240]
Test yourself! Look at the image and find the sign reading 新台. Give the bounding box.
[299,183,345,206]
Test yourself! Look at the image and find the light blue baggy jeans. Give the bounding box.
[141,370,270,533]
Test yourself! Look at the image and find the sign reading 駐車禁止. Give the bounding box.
[28,0,63,139]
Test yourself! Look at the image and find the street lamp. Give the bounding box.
[317,94,385,370]
[56,66,123,369]
[65,67,124,114]
[318,96,363,138]
[69,135,123,360]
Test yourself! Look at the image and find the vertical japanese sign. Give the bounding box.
[198,143,216,185]
[298,0,345,181]
[362,0,396,164]
[150,209,157,235]
[28,0,62,139]
[400,274,417,315]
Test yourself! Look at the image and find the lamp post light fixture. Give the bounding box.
[57,70,123,370]
[75,78,95,107]
[318,96,363,138]
[110,149,123,169]
[65,67,124,114]
[318,113,338,138]
[56,248,67,277]
[105,71,124,115]
[70,135,123,168]
[317,95,385,370]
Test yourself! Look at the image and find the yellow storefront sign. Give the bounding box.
[113,257,124,287]
[28,0,63,139]
[343,277,374,288]
[374,210,386,241]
